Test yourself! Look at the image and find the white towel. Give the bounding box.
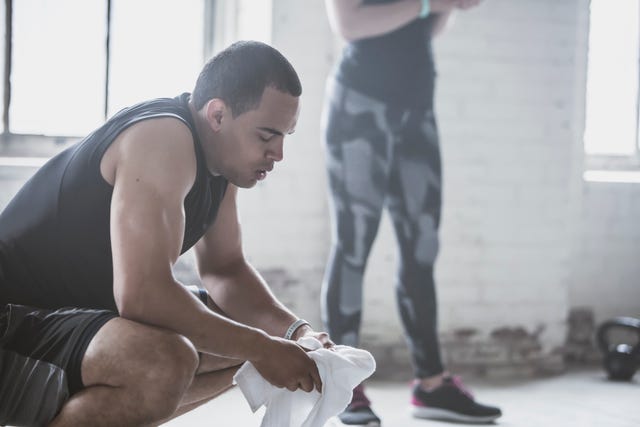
[233,337,376,427]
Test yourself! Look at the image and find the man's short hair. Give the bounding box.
[192,40,302,117]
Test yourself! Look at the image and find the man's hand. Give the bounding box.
[292,324,335,349]
[251,335,323,393]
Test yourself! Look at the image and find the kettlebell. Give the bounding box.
[596,316,640,381]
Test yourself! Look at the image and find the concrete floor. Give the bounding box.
[163,369,640,427]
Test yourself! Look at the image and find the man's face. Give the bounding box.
[209,87,300,188]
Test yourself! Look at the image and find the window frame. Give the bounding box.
[583,0,640,170]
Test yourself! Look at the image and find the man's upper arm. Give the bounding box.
[194,184,244,277]
[109,118,196,314]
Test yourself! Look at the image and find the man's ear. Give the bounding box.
[205,99,227,131]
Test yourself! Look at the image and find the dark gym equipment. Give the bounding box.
[596,316,640,381]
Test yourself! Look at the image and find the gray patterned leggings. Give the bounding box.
[321,79,444,378]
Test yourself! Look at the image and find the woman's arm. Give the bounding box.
[325,0,460,41]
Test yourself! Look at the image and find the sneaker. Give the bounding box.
[337,384,381,426]
[411,375,502,423]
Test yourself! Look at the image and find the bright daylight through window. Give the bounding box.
[584,0,640,156]
[9,0,204,137]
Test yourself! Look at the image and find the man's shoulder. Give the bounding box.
[110,117,198,190]
[118,117,195,160]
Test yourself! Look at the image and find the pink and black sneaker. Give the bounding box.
[411,376,502,423]
[337,383,381,426]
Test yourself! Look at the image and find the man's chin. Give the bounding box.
[231,178,257,189]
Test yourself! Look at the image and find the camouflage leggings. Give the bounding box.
[321,79,444,378]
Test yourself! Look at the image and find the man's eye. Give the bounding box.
[259,134,272,142]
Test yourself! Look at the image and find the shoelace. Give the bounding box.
[349,383,372,409]
[447,375,475,400]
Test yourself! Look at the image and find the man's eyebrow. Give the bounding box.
[257,126,296,136]
[257,127,284,136]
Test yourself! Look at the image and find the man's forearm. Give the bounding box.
[116,278,268,360]
[200,260,301,339]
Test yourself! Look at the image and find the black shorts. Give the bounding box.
[0,286,209,426]
[0,303,118,425]
[0,286,209,425]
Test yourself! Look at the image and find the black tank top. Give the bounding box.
[0,93,228,311]
[334,0,436,109]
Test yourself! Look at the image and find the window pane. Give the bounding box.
[11,0,106,136]
[584,0,640,155]
[108,0,204,115]
[237,0,272,44]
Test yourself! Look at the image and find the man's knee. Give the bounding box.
[147,331,199,387]
[138,332,199,418]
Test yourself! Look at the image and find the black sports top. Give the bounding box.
[0,93,228,311]
[334,0,436,109]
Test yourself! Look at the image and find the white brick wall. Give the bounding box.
[572,183,640,321]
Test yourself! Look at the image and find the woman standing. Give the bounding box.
[321,0,502,425]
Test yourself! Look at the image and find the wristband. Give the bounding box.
[284,319,310,340]
[419,0,430,18]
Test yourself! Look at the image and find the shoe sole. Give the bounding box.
[339,422,380,427]
[327,416,381,427]
[411,406,500,423]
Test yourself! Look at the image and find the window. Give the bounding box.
[0,0,271,140]
[11,0,106,136]
[2,0,212,137]
[584,0,640,157]
[108,0,204,115]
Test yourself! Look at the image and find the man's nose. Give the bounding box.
[267,139,284,162]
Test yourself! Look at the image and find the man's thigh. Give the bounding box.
[82,286,238,385]
[80,316,199,389]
